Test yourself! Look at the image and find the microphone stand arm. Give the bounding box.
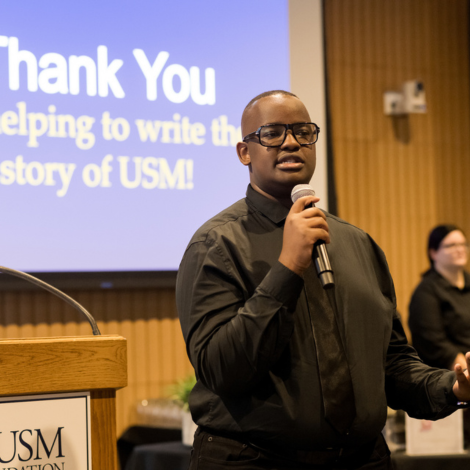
[0,266,101,336]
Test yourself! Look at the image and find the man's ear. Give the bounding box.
[429,249,437,262]
[236,142,251,166]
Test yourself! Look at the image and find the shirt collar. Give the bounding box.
[245,184,290,225]
[427,268,470,291]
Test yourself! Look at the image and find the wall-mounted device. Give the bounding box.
[384,80,427,115]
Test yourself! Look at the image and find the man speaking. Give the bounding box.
[176,90,470,469]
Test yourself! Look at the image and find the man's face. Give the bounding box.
[236,94,316,203]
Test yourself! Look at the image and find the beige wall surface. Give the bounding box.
[0,0,469,437]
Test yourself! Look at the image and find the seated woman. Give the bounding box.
[409,224,470,370]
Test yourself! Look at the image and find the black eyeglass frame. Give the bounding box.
[242,122,320,147]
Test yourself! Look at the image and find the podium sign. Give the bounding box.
[0,392,91,469]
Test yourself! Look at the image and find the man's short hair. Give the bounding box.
[242,90,299,120]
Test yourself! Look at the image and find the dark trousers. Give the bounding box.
[189,428,392,470]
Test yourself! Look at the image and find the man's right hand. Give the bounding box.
[278,195,330,276]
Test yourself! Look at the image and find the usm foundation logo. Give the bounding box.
[0,427,65,470]
[0,392,91,470]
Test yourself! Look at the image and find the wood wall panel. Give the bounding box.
[0,288,193,437]
[324,0,470,336]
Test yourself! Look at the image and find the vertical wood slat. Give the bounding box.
[324,0,470,337]
[91,389,118,470]
[0,288,193,437]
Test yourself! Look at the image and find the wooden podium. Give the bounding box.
[0,334,127,469]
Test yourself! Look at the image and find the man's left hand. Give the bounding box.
[452,352,470,402]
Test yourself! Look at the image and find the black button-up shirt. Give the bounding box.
[409,268,470,369]
[176,185,458,451]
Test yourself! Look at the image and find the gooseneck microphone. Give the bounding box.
[291,184,334,289]
[0,265,101,335]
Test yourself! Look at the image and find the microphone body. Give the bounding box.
[291,184,334,289]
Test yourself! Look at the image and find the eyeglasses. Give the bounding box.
[440,242,469,251]
[242,122,320,147]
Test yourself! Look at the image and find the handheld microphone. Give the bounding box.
[291,184,334,289]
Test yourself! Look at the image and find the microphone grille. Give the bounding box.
[291,184,315,203]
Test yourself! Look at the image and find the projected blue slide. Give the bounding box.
[0,0,289,272]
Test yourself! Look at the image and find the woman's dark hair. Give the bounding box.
[427,224,462,266]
